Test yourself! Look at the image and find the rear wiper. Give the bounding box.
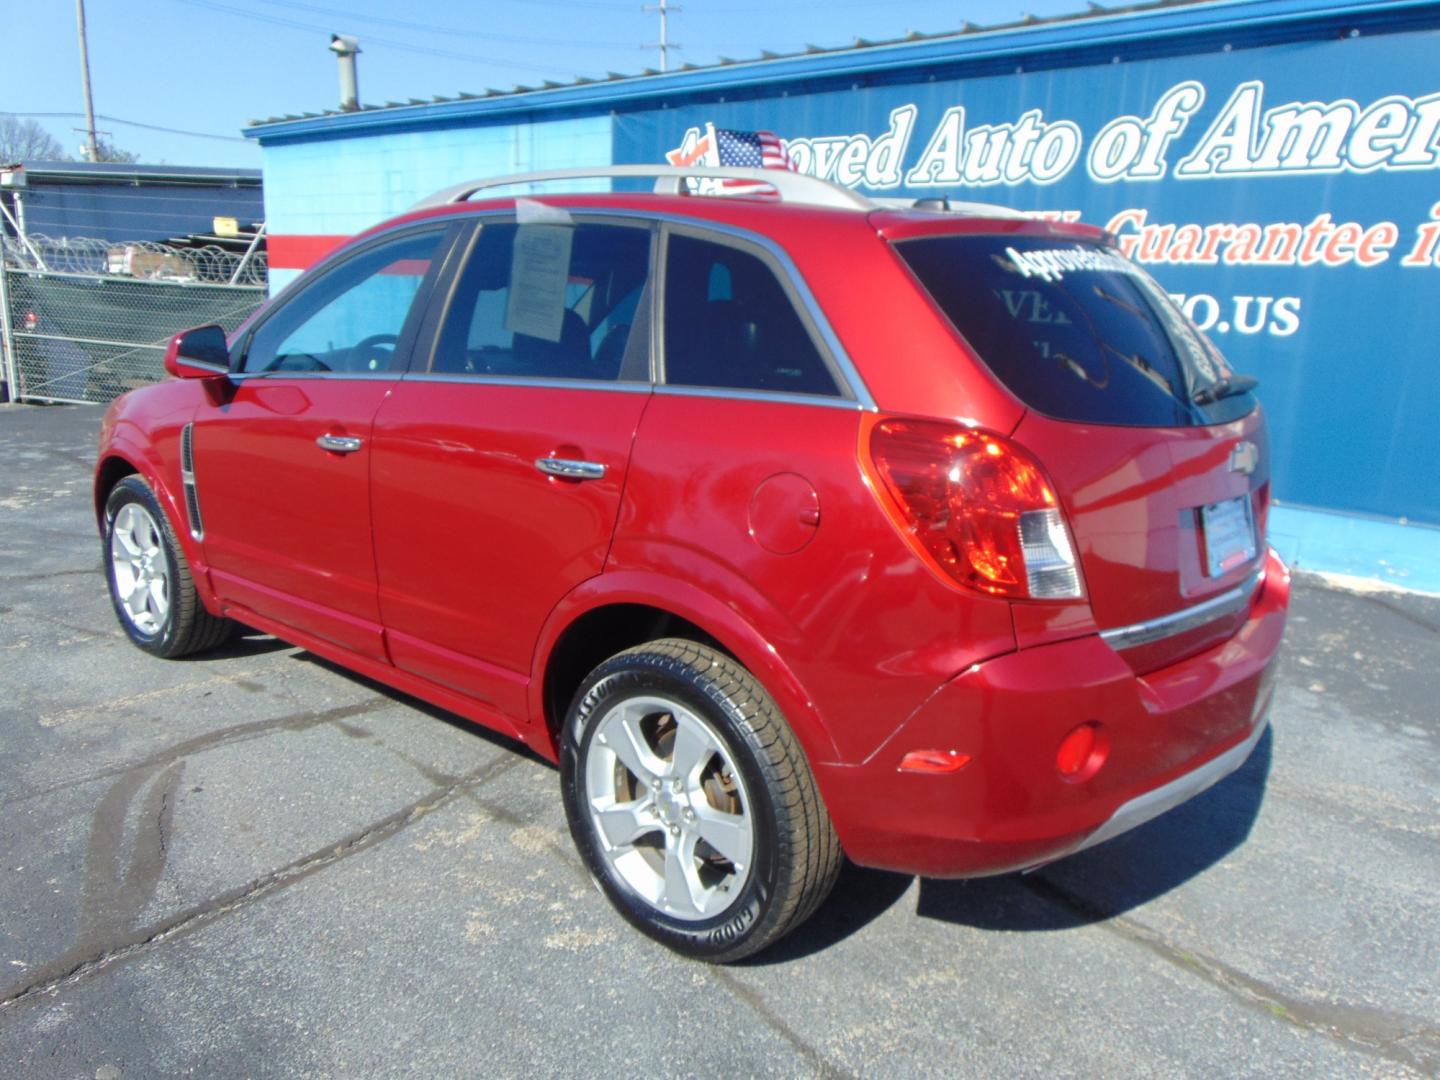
[1192,374,1258,405]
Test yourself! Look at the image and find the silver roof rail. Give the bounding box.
[411,165,874,212]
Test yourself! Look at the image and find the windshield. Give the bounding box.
[896,235,1254,427]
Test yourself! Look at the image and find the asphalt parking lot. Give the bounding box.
[0,401,1436,1078]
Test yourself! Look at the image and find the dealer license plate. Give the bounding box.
[1201,495,1257,577]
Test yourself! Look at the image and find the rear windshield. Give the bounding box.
[896,235,1253,427]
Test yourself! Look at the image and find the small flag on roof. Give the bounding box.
[714,128,796,172]
[666,123,797,195]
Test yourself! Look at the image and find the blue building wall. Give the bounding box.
[262,115,612,292]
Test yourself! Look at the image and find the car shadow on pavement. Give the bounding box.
[286,648,559,768]
[738,858,918,966]
[749,726,1273,964]
[200,629,295,661]
[202,632,545,758]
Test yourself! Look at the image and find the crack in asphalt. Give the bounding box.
[0,751,525,1014]
[1024,874,1439,1076]
[0,566,101,584]
[450,787,856,1079]
[1,697,395,809]
[1260,777,1440,841]
[456,787,579,870]
[1353,591,1440,636]
[710,968,858,1080]
[37,668,294,729]
[156,788,171,856]
[1294,576,1440,636]
[16,445,101,471]
[2,604,118,648]
[6,605,119,641]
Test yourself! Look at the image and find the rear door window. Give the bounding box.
[897,235,1253,427]
[661,232,840,398]
[431,220,652,382]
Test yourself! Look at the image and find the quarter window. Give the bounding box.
[242,228,447,374]
[662,233,839,397]
[431,221,652,381]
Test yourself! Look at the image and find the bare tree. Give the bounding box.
[0,117,69,163]
[93,138,139,164]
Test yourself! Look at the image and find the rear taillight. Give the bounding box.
[865,419,1084,601]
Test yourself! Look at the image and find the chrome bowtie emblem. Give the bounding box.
[1229,441,1259,475]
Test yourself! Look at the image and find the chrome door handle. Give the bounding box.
[316,434,363,454]
[535,457,606,480]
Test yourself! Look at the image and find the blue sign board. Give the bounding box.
[615,32,1440,526]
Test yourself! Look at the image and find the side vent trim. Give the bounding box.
[180,423,204,541]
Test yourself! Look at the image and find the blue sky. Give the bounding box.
[4,0,1086,168]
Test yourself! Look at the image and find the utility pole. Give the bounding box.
[643,0,681,73]
[75,0,100,162]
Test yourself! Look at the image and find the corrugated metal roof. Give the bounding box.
[17,161,262,186]
[244,0,1440,139]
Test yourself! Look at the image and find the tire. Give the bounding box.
[103,475,233,658]
[560,639,842,962]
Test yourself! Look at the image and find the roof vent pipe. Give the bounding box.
[329,34,361,112]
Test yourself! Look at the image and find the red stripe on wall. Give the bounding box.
[268,234,349,271]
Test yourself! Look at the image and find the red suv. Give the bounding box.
[95,166,1289,961]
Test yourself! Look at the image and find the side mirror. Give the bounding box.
[164,325,230,379]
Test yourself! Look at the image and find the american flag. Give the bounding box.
[664,125,797,196]
[714,128,796,172]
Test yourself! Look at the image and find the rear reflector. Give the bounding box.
[1056,722,1105,779]
[898,749,973,774]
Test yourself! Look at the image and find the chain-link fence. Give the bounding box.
[1,233,267,405]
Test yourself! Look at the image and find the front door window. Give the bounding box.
[243,229,447,374]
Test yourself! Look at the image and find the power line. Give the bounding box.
[169,0,601,77]
[244,0,637,49]
[688,0,969,8]
[2,112,250,143]
[421,0,626,8]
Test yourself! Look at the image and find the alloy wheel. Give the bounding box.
[583,694,755,921]
[109,502,171,636]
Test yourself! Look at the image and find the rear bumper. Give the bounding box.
[1052,706,1269,863]
[816,547,1289,878]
